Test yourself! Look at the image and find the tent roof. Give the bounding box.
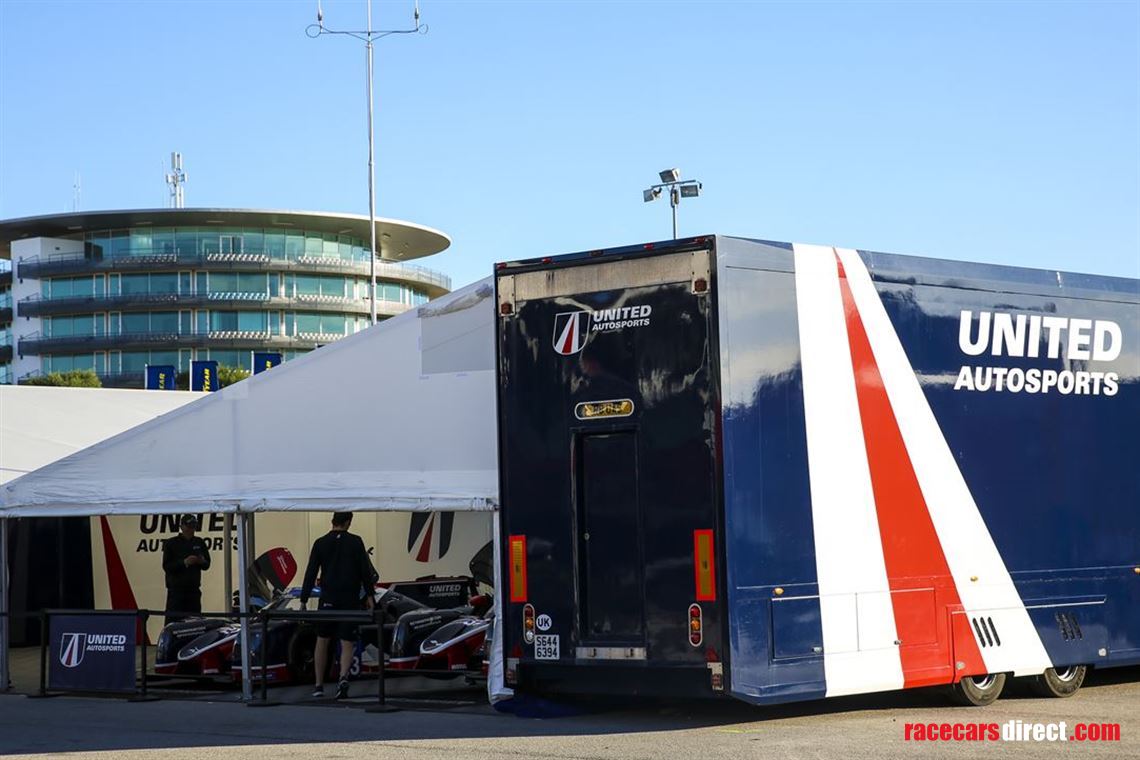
[0,279,499,517]
[0,386,200,485]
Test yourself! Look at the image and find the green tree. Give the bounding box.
[22,369,103,387]
[218,365,250,388]
[172,365,249,390]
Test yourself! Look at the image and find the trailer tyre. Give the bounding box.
[950,673,1006,706]
[1030,666,1086,698]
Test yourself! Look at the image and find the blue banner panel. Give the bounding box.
[252,352,282,375]
[49,614,136,693]
[145,364,177,390]
[191,360,219,392]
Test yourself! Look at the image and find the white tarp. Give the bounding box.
[0,278,499,517]
[0,385,200,484]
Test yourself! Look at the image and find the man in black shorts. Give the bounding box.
[299,512,377,699]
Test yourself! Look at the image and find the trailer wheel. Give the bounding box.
[950,673,1006,706]
[1030,665,1086,698]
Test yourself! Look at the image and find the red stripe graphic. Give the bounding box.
[834,254,985,686]
[415,514,435,563]
[99,515,147,643]
[559,313,578,354]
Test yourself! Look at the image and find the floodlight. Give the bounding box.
[679,183,701,198]
[659,168,680,183]
[643,188,661,203]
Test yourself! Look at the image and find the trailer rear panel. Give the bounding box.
[496,246,726,696]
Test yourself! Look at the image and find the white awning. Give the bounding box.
[0,385,200,485]
[0,278,499,517]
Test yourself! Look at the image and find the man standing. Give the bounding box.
[162,515,211,622]
[300,512,377,700]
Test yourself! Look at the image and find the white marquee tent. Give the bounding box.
[0,278,511,701]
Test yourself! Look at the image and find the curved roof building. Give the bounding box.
[0,208,451,386]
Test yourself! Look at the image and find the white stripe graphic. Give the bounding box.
[792,243,904,697]
[833,246,1052,677]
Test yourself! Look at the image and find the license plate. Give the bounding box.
[534,634,560,660]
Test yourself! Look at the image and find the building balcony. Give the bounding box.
[16,291,414,318]
[14,251,450,295]
[16,329,353,355]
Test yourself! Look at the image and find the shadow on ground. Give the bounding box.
[2,656,1136,756]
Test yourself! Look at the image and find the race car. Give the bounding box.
[156,545,487,684]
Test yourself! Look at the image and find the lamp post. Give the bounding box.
[643,168,702,240]
[308,1,425,325]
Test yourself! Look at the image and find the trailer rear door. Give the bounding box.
[496,247,724,695]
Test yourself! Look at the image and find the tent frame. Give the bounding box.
[0,507,508,703]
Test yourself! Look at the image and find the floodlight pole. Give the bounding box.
[366,0,377,325]
[644,173,702,240]
[670,186,679,240]
[308,1,425,325]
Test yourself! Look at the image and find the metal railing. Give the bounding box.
[1,605,478,710]
[16,330,347,355]
[15,251,451,292]
[15,291,413,318]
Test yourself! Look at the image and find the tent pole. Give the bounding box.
[236,512,252,701]
[223,515,233,613]
[487,508,512,703]
[0,517,9,693]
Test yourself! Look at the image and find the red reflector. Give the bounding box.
[693,529,716,601]
[693,277,708,293]
[541,257,553,263]
[500,302,513,315]
[495,262,507,269]
[643,243,655,250]
[509,535,528,602]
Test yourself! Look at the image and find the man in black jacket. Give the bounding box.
[299,511,377,699]
[162,515,212,622]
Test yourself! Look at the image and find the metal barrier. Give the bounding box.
[4,605,483,709]
[247,605,396,712]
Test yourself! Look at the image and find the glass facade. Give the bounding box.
[12,221,447,386]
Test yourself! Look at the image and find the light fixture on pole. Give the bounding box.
[308,1,426,325]
[643,168,701,240]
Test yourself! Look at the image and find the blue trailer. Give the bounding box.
[494,236,1139,706]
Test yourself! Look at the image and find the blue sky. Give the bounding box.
[1,0,1137,286]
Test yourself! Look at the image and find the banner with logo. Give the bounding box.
[190,360,219,392]
[91,511,493,641]
[145,364,177,390]
[252,352,282,375]
[49,614,137,693]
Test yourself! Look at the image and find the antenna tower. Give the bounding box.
[165,152,187,208]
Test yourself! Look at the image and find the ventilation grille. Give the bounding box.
[1055,611,1083,641]
[972,616,1002,648]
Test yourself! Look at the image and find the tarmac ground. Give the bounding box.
[1,657,1137,759]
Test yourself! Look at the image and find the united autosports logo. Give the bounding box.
[553,305,653,355]
[59,632,128,667]
[59,633,86,668]
[553,311,591,355]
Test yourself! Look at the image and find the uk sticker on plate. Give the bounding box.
[534,634,560,660]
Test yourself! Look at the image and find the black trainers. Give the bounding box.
[335,679,349,700]
[311,686,324,698]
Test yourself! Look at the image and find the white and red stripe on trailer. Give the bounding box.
[833,246,1053,679]
[791,243,1053,697]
